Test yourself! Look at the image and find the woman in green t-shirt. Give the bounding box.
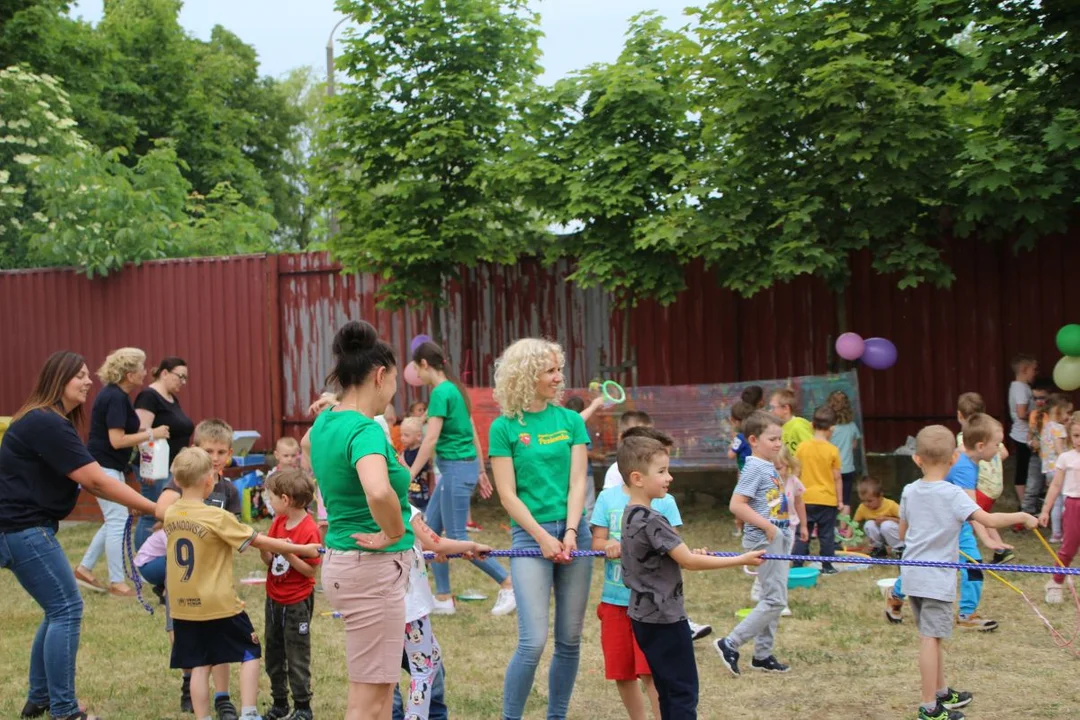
[489,338,593,720]
[305,320,414,718]
[408,341,515,616]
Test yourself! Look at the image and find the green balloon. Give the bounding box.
[1053,356,1080,392]
[1056,324,1080,357]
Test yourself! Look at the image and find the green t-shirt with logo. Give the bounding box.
[309,409,414,553]
[488,404,590,525]
[427,381,475,461]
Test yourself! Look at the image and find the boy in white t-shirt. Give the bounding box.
[387,505,491,719]
[602,411,653,490]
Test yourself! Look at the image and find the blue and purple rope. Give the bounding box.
[123,515,155,615]
[419,548,1080,575]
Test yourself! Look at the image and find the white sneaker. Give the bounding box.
[1045,580,1064,605]
[431,597,456,615]
[688,619,713,641]
[780,607,792,617]
[491,588,516,616]
[750,578,762,603]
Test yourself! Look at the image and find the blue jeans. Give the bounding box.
[502,517,593,720]
[427,459,508,595]
[135,474,171,550]
[393,652,447,720]
[79,467,129,583]
[893,524,982,618]
[0,526,84,717]
[138,556,167,587]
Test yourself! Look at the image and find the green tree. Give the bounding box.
[323,0,544,310]
[276,66,332,250]
[0,64,89,268]
[517,13,698,307]
[684,0,965,293]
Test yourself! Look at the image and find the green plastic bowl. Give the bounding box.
[787,567,820,589]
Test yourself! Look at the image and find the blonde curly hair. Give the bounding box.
[97,347,146,385]
[493,338,565,422]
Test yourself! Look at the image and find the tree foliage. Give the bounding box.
[513,13,698,307]
[323,0,545,309]
[0,0,313,273]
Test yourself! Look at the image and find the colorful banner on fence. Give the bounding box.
[468,371,864,470]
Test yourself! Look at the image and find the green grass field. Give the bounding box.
[1,502,1078,719]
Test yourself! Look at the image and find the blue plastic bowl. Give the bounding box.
[787,567,820,589]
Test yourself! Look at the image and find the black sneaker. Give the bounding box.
[938,688,972,710]
[20,700,49,718]
[821,565,840,575]
[287,709,314,720]
[152,584,166,605]
[215,696,239,720]
[266,703,291,720]
[750,655,791,673]
[713,637,740,676]
[870,546,888,559]
[180,676,193,714]
[918,702,965,720]
[991,549,1015,564]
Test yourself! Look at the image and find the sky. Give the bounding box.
[70,0,692,84]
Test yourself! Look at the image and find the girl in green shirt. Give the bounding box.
[489,338,593,720]
[304,321,413,718]
[408,341,515,616]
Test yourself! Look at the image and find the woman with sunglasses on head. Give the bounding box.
[133,357,195,548]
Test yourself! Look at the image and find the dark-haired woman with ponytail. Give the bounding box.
[306,321,414,720]
[410,341,515,616]
[0,351,164,720]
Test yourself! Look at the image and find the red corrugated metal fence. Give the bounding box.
[2,230,1077,497]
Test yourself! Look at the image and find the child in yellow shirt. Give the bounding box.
[853,477,901,558]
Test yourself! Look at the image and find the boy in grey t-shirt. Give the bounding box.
[898,425,1036,720]
[620,432,762,719]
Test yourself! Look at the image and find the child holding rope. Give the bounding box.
[896,425,1037,720]
[620,432,763,717]
[715,411,792,676]
[1040,412,1080,603]
[955,393,1012,563]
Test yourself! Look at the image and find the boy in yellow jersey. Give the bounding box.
[164,448,322,720]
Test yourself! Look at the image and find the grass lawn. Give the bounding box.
[1,501,1078,719]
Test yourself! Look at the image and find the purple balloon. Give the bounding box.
[862,337,898,370]
[835,332,865,361]
[410,334,432,354]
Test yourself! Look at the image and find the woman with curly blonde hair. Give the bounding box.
[489,338,593,720]
[75,347,169,597]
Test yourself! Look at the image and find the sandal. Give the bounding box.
[58,713,101,720]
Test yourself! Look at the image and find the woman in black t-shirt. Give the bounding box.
[0,351,163,720]
[74,348,169,597]
[134,356,193,547]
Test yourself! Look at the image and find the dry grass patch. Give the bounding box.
[2,502,1078,718]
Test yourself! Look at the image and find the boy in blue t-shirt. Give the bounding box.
[727,401,754,470]
[885,414,1006,631]
[591,450,682,720]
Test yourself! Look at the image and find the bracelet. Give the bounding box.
[565,527,578,535]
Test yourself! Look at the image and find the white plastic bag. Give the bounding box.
[139,438,170,480]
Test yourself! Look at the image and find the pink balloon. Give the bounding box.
[404,362,423,387]
[835,332,865,361]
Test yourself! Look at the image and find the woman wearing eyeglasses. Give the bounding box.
[133,357,195,548]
